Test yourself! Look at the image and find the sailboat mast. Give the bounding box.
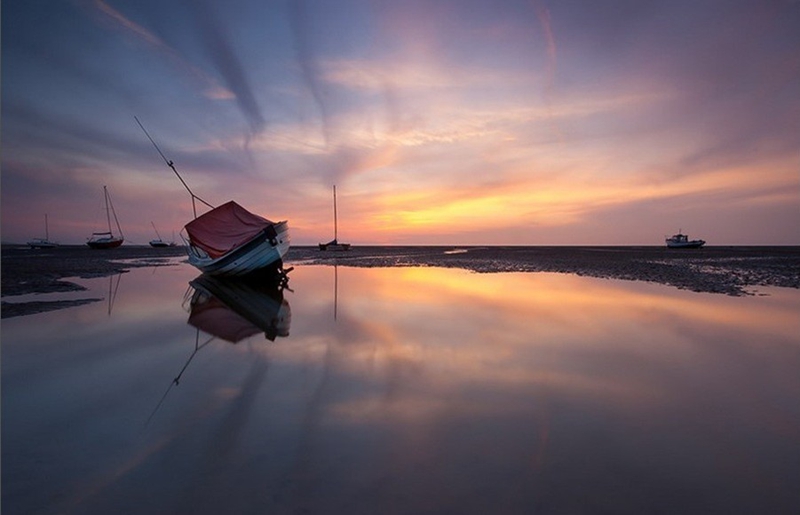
[44,214,49,240]
[105,186,124,238]
[103,186,113,233]
[333,185,338,241]
[151,221,162,240]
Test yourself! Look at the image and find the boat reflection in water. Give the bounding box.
[187,272,291,343]
[148,272,292,424]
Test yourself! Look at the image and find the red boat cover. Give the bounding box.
[185,201,273,259]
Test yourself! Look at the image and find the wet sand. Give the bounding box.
[1,245,187,318]
[292,245,800,295]
[3,244,799,318]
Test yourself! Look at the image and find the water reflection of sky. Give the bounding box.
[2,264,799,514]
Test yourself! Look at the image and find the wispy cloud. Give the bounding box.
[85,0,233,101]
[189,0,266,136]
[288,0,334,147]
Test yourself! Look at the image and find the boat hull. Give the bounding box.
[666,240,705,249]
[28,239,58,249]
[187,221,290,276]
[318,242,351,251]
[666,230,705,249]
[87,238,124,249]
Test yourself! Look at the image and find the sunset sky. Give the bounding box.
[2,0,799,245]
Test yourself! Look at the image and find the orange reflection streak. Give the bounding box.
[288,266,799,433]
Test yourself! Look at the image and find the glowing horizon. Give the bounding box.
[2,1,798,245]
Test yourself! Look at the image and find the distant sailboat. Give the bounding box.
[87,185,124,249]
[149,221,175,248]
[319,185,351,251]
[28,214,59,249]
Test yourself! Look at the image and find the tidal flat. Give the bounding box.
[2,246,799,514]
[3,244,799,313]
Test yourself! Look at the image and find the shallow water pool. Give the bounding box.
[2,263,799,514]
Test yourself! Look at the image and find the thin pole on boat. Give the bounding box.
[44,214,49,241]
[104,186,124,238]
[333,185,338,241]
[151,221,163,240]
[103,186,112,233]
[135,116,214,219]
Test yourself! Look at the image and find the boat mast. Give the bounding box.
[105,186,124,238]
[103,186,113,234]
[44,214,49,241]
[333,185,338,241]
[151,221,163,240]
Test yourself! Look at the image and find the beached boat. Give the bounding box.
[319,185,351,251]
[149,221,175,248]
[182,201,290,276]
[136,117,290,276]
[27,214,59,249]
[87,186,124,249]
[666,230,705,249]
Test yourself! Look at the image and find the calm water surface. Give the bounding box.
[2,263,799,514]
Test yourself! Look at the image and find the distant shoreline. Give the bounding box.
[3,244,799,318]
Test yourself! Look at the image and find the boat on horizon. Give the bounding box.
[149,221,175,248]
[27,214,59,249]
[319,185,351,251]
[87,186,124,249]
[666,230,705,249]
[137,117,290,276]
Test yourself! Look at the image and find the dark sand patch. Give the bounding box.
[1,245,187,317]
[1,298,103,319]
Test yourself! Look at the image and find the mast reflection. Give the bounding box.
[147,273,292,425]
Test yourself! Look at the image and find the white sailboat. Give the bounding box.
[319,185,351,251]
[149,221,175,247]
[27,214,59,249]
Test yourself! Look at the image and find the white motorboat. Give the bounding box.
[666,230,705,249]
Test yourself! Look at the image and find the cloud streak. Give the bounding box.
[189,0,266,136]
[86,0,231,100]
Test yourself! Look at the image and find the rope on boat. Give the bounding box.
[135,116,214,218]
